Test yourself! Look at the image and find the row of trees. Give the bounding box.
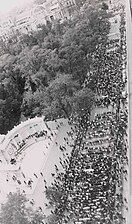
[0,0,110,134]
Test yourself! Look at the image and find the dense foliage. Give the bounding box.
[0,0,110,134]
[0,191,44,224]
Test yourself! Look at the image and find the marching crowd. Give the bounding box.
[1,3,128,224]
[45,4,128,224]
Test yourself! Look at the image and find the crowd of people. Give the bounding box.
[0,3,128,224]
[45,4,128,224]
[83,8,127,110]
[48,111,128,223]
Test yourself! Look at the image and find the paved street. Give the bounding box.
[26,119,73,215]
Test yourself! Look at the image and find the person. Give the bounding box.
[34,173,38,178]
[40,172,43,177]
[10,158,16,165]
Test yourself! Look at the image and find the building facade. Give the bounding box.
[0,0,79,39]
[0,14,15,40]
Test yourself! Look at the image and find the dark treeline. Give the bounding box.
[0,0,110,134]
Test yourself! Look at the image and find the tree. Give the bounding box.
[21,75,94,120]
[29,210,45,224]
[44,49,63,74]
[71,87,95,115]
[0,191,44,224]
[19,33,38,47]
[0,78,23,134]
[42,74,80,119]
[16,46,43,75]
[42,33,61,50]
[59,42,88,83]
[45,186,63,208]
[0,0,110,127]
[59,5,110,82]
[52,20,64,36]
[0,191,29,224]
[75,0,87,8]
[33,24,49,47]
[47,214,58,224]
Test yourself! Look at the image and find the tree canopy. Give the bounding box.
[0,191,44,224]
[0,0,110,133]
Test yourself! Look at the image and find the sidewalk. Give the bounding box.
[21,130,58,195]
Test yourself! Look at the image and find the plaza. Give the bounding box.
[0,117,73,215]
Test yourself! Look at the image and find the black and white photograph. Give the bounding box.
[0,0,131,223]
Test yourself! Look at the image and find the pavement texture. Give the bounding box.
[25,119,73,215]
[0,119,73,216]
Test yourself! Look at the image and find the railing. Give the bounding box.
[14,131,49,157]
